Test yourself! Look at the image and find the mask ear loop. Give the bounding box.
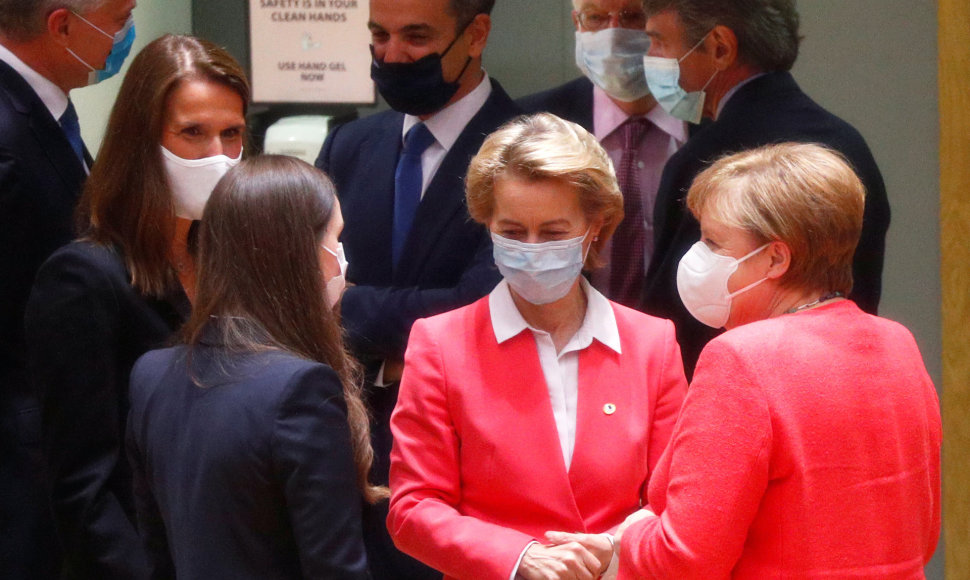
[725,243,772,298]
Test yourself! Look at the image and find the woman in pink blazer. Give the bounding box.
[387,113,688,580]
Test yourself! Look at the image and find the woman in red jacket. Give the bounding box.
[558,142,941,578]
[387,113,688,580]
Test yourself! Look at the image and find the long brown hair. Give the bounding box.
[76,34,250,297]
[182,155,385,504]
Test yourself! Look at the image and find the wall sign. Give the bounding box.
[249,0,374,104]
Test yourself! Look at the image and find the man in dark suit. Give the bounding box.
[0,0,136,577]
[518,0,686,308]
[640,0,890,376]
[314,0,519,577]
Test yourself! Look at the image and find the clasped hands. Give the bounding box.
[515,508,656,580]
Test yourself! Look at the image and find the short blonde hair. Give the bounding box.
[687,142,865,295]
[465,113,624,269]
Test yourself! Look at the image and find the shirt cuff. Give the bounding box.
[510,541,538,580]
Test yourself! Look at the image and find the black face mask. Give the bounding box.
[370,30,473,116]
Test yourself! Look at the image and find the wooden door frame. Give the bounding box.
[939,0,969,577]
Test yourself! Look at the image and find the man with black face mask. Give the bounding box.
[314,1,519,578]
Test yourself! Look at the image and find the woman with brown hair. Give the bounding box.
[126,155,379,578]
[24,34,248,577]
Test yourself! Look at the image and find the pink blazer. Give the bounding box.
[388,296,687,580]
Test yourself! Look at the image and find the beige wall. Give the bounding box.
[73,0,193,152]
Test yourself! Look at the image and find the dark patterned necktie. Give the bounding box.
[610,118,650,308]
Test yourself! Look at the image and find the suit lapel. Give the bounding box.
[569,339,625,510]
[474,302,583,520]
[343,114,404,282]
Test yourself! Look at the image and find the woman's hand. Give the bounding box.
[537,532,613,578]
[515,541,602,580]
[615,508,657,543]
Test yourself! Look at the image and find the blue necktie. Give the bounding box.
[392,123,435,267]
[59,101,85,164]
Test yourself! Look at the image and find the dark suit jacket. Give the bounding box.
[316,80,520,580]
[643,71,891,377]
[0,58,89,579]
[516,76,594,131]
[316,80,520,366]
[126,337,368,580]
[24,241,189,579]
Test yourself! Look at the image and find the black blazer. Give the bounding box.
[127,337,368,580]
[0,59,90,578]
[516,76,595,131]
[24,241,189,579]
[315,79,520,366]
[643,71,891,377]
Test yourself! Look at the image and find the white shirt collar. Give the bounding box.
[0,42,69,120]
[592,84,687,144]
[489,278,622,354]
[715,72,768,119]
[402,72,492,152]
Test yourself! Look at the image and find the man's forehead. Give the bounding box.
[369,0,456,30]
[575,0,644,11]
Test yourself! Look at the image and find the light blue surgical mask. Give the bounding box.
[64,12,136,86]
[491,231,590,305]
[641,32,716,124]
[574,28,652,103]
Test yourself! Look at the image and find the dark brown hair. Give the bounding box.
[76,34,250,297]
[642,0,800,72]
[182,154,384,504]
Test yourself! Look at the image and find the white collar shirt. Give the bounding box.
[0,42,70,120]
[401,72,492,199]
[489,278,622,469]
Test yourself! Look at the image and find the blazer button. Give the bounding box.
[603,403,617,415]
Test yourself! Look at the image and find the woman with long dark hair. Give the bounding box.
[24,34,249,577]
[126,155,381,579]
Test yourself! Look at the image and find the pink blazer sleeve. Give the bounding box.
[619,339,772,579]
[387,318,534,580]
[644,317,688,503]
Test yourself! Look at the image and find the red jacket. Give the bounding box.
[619,300,941,579]
[389,296,687,579]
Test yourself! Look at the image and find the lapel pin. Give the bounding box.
[603,403,617,415]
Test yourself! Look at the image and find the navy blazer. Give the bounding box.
[24,241,189,579]
[0,59,89,578]
[315,79,520,365]
[516,76,595,131]
[127,338,368,580]
[643,71,891,377]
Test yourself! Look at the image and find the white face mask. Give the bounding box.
[676,241,769,328]
[322,242,348,308]
[491,231,589,305]
[161,146,242,220]
[641,32,716,124]
[574,28,652,102]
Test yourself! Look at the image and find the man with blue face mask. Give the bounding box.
[639,0,890,378]
[0,0,136,578]
[519,0,687,309]
[314,0,519,577]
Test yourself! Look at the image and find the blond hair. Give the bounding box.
[687,142,865,295]
[465,113,624,269]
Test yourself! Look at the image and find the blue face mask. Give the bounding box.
[491,231,589,305]
[574,28,652,103]
[641,32,716,124]
[65,12,136,85]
